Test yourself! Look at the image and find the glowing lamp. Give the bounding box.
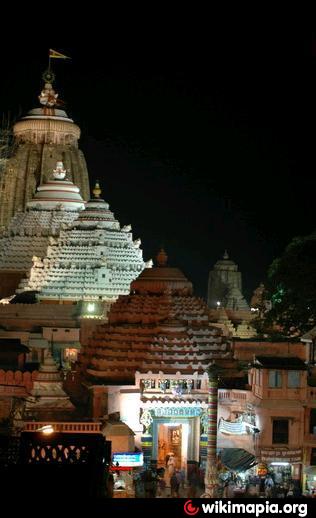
[87,303,95,313]
[37,425,54,435]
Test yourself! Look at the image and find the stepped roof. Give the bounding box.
[17,183,146,302]
[81,251,231,384]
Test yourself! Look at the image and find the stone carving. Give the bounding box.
[140,409,153,434]
[39,82,59,108]
[200,410,208,435]
[122,225,131,232]
[145,259,153,268]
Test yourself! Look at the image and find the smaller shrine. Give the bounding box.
[17,182,147,304]
[25,351,75,420]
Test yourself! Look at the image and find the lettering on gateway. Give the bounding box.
[154,407,202,417]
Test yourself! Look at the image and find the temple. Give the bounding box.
[0,70,90,229]
[1,62,315,499]
[16,182,146,304]
[207,251,249,311]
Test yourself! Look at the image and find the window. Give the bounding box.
[311,448,316,466]
[288,370,300,388]
[310,409,316,434]
[268,370,282,388]
[272,419,289,444]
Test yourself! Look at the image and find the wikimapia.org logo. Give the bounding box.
[183,500,308,517]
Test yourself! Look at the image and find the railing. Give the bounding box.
[218,389,249,401]
[23,421,102,434]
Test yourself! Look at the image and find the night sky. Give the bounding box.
[1,34,315,299]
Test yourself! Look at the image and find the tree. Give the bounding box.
[262,232,316,336]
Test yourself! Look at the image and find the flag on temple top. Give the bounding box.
[49,49,70,59]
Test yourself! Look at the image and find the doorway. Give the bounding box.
[157,423,189,471]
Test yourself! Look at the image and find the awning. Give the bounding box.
[220,448,257,472]
[304,466,316,474]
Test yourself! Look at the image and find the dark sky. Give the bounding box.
[1,34,315,299]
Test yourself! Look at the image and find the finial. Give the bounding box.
[53,161,66,180]
[93,180,102,199]
[42,69,56,85]
[156,248,168,267]
[223,250,229,260]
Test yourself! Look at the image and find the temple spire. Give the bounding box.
[223,249,229,260]
[156,248,168,267]
[93,180,102,199]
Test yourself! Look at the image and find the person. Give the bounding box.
[171,471,180,497]
[286,482,295,498]
[157,476,166,497]
[144,469,157,498]
[106,473,114,498]
[264,476,274,498]
[167,453,176,478]
[223,481,229,498]
[227,480,236,498]
[188,469,199,498]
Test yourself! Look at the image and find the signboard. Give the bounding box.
[112,452,144,468]
[260,449,302,463]
[153,407,202,418]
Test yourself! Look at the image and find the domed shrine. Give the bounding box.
[16,183,147,303]
[0,161,85,298]
[0,71,90,229]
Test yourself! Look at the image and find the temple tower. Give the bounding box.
[0,70,90,229]
[207,251,249,311]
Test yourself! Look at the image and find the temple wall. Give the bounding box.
[0,303,79,329]
[0,142,90,229]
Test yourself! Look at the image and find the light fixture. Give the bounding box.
[87,303,95,313]
[216,301,221,307]
[270,462,289,466]
[37,425,54,435]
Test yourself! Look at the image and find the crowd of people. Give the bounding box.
[219,471,302,498]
